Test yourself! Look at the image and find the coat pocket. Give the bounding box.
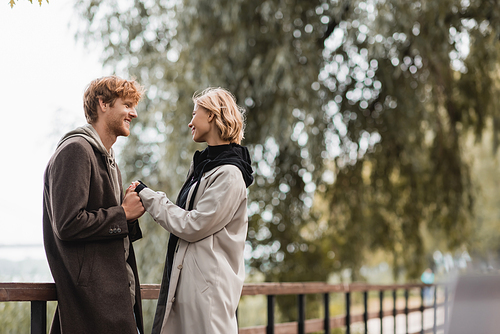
[186,252,209,294]
[77,243,95,286]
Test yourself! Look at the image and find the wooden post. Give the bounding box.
[31,300,46,334]
[346,292,351,334]
[324,293,330,334]
[267,295,275,334]
[363,291,368,333]
[298,294,305,334]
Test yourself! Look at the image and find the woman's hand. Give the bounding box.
[127,181,140,192]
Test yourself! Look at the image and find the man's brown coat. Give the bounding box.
[43,137,143,334]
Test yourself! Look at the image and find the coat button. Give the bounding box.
[177,265,183,270]
[117,228,122,233]
[109,229,113,234]
[171,297,175,303]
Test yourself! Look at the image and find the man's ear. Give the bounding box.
[98,98,107,112]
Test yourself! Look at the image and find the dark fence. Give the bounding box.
[0,282,448,334]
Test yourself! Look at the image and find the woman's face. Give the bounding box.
[188,103,212,143]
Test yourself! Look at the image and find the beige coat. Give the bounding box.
[139,165,248,334]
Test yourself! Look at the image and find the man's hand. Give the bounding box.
[122,185,145,221]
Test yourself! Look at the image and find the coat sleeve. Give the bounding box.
[46,140,129,242]
[139,166,246,243]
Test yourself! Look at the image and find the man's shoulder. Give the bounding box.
[49,136,95,166]
[58,136,93,152]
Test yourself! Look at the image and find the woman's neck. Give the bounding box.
[205,136,230,146]
[207,143,232,159]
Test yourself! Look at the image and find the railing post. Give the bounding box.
[363,291,368,334]
[267,295,275,334]
[31,300,46,334]
[433,286,437,334]
[420,287,425,334]
[444,285,449,328]
[393,289,397,334]
[345,291,351,334]
[379,290,384,334]
[405,289,409,334]
[298,294,305,334]
[323,293,330,334]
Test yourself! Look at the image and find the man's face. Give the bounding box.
[105,98,138,137]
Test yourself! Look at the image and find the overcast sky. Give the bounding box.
[0,1,112,247]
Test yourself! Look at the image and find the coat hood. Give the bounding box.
[57,124,121,204]
[58,124,111,157]
[193,143,254,188]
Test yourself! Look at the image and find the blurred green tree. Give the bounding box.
[465,124,500,267]
[75,0,500,324]
[9,0,48,8]
[0,302,30,334]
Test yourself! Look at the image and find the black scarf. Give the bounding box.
[177,143,254,210]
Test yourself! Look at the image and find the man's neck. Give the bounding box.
[91,122,116,152]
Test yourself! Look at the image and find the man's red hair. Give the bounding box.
[83,76,145,124]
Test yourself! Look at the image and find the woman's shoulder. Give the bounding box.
[204,165,246,188]
[207,164,241,176]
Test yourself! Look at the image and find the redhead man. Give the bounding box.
[43,76,146,334]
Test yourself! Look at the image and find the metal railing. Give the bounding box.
[0,282,448,334]
[238,282,448,334]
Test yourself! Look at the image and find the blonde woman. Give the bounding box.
[132,87,253,333]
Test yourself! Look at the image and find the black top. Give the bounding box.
[176,144,233,209]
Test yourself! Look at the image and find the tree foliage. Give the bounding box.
[464,126,500,267]
[75,0,500,298]
[9,0,48,8]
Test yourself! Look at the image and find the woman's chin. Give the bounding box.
[192,137,204,143]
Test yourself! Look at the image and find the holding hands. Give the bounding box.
[127,181,141,192]
[122,182,145,221]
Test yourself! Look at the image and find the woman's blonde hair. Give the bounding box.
[193,87,245,144]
